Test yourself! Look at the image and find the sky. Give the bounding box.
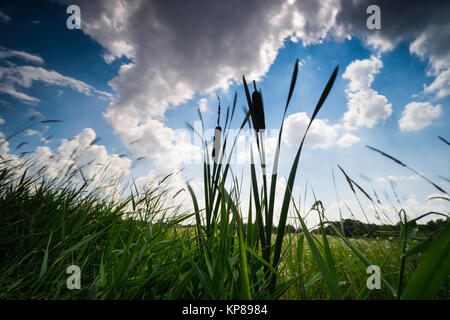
[0,0,449,227]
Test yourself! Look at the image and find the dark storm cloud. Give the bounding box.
[336,0,450,72]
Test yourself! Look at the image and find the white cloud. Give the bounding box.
[0,10,11,23]
[342,55,382,92]
[24,129,40,137]
[1,125,131,187]
[0,62,112,103]
[364,33,396,53]
[344,88,392,129]
[423,68,450,99]
[0,133,14,161]
[402,194,450,220]
[282,112,362,150]
[342,56,392,129]
[335,0,450,111]
[283,112,339,149]
[45,0,448,198]
[409,24,450,77]
[409,21,450,101]
[336,1,450,72]
[0,47,44,64]
[105,109,203,178]
[56,0,341,179]
[324,193,449,227]
[399,101,442,132]
[197,98,208,113]
[0,116,4,125]
[0,83,40,103]
[376,175,420,184]
[337,133,360,148]
[56,0,449,144]
[3,128,132,197]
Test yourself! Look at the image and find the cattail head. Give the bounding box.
[251,80,265,132]
[212,125,222,163]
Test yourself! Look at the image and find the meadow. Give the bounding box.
[0,60,448,300]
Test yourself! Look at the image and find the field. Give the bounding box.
[0,172,447,300]
[0,61,449,300]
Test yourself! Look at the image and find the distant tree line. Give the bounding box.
[245,218,448,238]
[310,218,448,238]
[181,218,447,238]
[302,219,448,238]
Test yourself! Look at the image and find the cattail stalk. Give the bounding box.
[212,96,222,164]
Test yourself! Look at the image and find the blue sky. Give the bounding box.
[0,0,448,226]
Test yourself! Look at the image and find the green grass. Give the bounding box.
[0,61,449,300]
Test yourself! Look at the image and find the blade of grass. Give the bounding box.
[267,59,300,261]
[366,145,447,194]
[325,222,397,297]
[402,221,450,299]
[38,232,52,281]
[293,202,342,299]
[273,66,339,271]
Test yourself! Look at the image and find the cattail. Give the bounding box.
[251,81,265,132]
[212,96,222,163]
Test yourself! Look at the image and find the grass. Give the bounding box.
[0,60,449,300]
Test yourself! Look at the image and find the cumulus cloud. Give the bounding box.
[344,88,392,128]
[409,22,450,77]
[283,112,339,149]
[49,0,448,192]
[337,133,360,148]
[423,68,450,99]
[343,55,382,91]
[279,111,360,150]
[51,128,131,181]
[399,101,442,132]
[342,56,392,129]
[410,26,450,100]
[1,126,133,197]
[58,0,449,133]
[336,0,450,100]
[409,22,450,101]
[197,98,209,113]
[57,0,342,177]
[104,110,202,176]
